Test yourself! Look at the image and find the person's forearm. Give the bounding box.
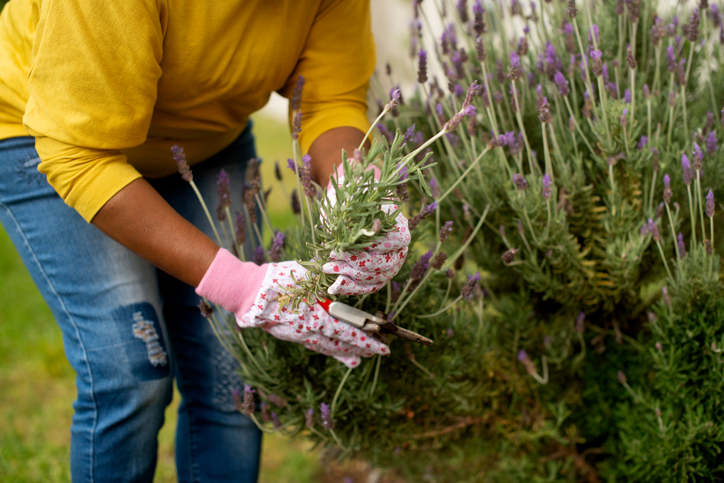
[91,178,219,287]
[308,126,371,185]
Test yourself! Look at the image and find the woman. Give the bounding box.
[0,0,409,481]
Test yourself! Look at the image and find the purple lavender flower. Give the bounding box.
[689,7,700,42]
[682,154,694,185]
[640,222,649,237]
[637,136,648,150]
[663,174,673,203]
[198,300,213,318]
[678,59,687,86]
[473,0,486,35]
[462,80,479,110]
[554,71,570,96]
[647,218,661,241]
[290,75,305,112]
[567,0,577,18]
[712,4,722,28]
[517,350,537,375]
[216,169,232,221]
[171,145,193,182]
[626,46,638,70]
[456,0,469,22]
[429,178,441,198]
[241,384,256,414]
[624,89,632,104]
[513,173,529,190]
[542,173,552,200]
[668,90,677,107]
[692,142,704,171]
[287,158,297,173]
[385,88,401,112]
[320,403,334,430]
[590,49,603,77]
[305,408,315,428]
[666,46,677,72]
[620,109,628,127]
[509,51,521,81]
[439,221,454,242]
[461,272,481,299]
[707,131,718,154]
[300,154,316,198]
[270,231,285,263]
[292,110,302,140]
[588,24,599,45]
[501,248,518,264]
[677,232,687,257]
[569,115,575,132]
[417,49,428,84]
[643,84,651,100]
[410,250,434,280]
[253,246,265,265]
[707,190,715,217]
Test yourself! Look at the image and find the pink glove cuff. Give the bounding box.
[196,248,269,317]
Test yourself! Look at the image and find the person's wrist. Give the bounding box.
[195,248,269,317]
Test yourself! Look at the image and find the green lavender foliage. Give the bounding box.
[205,0,724,480]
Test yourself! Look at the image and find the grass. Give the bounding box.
[0,113,326,482]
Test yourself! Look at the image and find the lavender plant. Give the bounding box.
[179,0,724,480]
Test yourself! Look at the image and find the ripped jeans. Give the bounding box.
[0,128,262,482]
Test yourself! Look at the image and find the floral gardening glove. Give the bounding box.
[238,261,389,368]
[196,249,389,368]
[321,166,411,296]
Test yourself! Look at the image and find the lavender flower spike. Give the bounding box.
[663,174,673,203]
[320,403,334,430]
[439,221,454,242]
[707,131,718,154]
[461,272,481,299]
[172,145,193,182]
[417,49,428,84]
[508,52,521,81]
[589,49,603,77]
[542,173,552,200]
[648,218,661,241]
[624,89,631,104]
[692,142,704,171]
[385,88,401,111]
[677,232,687,258]
[554,71,570,96]
[682,154,693,185]
[241,384,256,414]
[707,190,715,217]
[512,173,529,190]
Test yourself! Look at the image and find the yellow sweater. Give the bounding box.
[0,0,374,221]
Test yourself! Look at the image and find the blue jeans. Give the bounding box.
[0,127,262,482]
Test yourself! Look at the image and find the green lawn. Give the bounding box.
[0,114,325,482]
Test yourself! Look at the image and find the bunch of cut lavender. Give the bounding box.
[277,131,435,308]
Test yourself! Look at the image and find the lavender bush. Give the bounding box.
[183,0,724,479]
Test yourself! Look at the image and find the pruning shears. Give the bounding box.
[317,298,434,346]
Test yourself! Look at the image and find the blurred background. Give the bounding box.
[0,0,413,480]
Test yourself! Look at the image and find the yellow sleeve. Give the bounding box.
[279,0,375,155]
[23,0,165,222]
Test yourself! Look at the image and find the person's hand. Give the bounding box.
[321,165,411,295]
[238,261,389,368]
[196,249,389,367]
